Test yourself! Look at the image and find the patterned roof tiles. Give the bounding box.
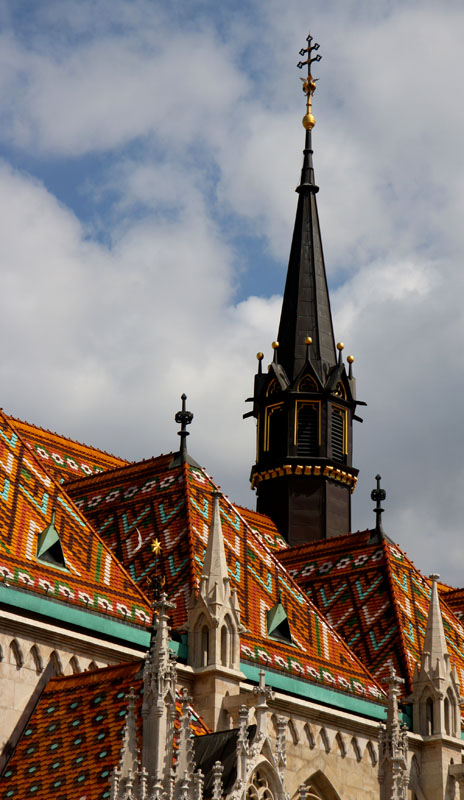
[0,661,209,800]
[0,412,151,628]
[278,531,464,701]
[66,458,385,703]
[8,415,128,483]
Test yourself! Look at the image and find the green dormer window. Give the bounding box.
[267,598,292,644]
[36,510,67,570]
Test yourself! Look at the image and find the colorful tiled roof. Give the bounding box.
[66,459,385,703]
[0,412,151,628]
[278,531,464,700]
[0,660,209,800]
[7,415,128,483]
[233,503,288,552]
[441,587,464,621]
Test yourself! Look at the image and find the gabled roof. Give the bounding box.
[0,411,151,629]
[278,530,464,698]
[7,415,128,483]
[0,661,209,800]
[66,458,385,704]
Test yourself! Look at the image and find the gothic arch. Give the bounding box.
[220,613,235,668]
[29,644,44,674]
[49,650,64,676]
[300,770,342,800]
[9,639,24,669]
[246,759,282,800]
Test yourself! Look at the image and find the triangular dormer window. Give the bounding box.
[36,509,67,570]
[267,599,292,644]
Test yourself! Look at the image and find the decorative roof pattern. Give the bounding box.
[279,531,464,698]
[441,587,464,621]
[233,504,288,552]
[66,459,385,702]
[0,661,209,800]
[8,416,128,483]
[0,412,151,627]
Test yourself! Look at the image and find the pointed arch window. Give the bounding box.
[295,402,320,456]
[266,379,279,397]
[331,406,347,462]
[425,696,434,735]
[298,375,318,392]
[265,404,285,454]
[246,768,277,800]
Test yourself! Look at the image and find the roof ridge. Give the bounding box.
[3,412,152,620]
[279,529,372,557]
[183,460,201,597]
[63,452,176,488]
[44,660,142,692]
[7,413,128,464]
[382,537,415,692]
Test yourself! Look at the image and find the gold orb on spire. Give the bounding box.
[337,342,344,351]
[304,336,312,345]
[347,355,355,364]
[272,341,279,350]
[256,352,264,361]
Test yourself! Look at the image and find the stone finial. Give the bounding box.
[212,761,224,800]
[379,668,408,800]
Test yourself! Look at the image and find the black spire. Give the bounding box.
[276,128,336,384]
[246,36,363,546]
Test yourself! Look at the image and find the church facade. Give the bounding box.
[0,35,463,800]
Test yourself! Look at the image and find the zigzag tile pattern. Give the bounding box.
[8,416,128,483]
[0,412,151,627]
[66,455,191,628]
[279,532,464,699]
[67,460,385,702]
[0,661,209,800]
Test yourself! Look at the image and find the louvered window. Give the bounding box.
[332,408,345,461]
[297,404,318,456]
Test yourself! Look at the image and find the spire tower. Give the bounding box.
[246,36,362,546]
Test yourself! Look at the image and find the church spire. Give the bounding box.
[277,35,336,384]
[247,36,361,546]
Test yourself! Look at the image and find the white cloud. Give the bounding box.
[2,0,464,586]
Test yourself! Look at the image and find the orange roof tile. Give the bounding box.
[7,415,128,483]
[278,531,464,702]
[0,661,209,800]
[0,412,151,628]
[66,459,385,703]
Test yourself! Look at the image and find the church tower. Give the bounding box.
[247,37,362,546]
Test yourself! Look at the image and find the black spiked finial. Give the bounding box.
[175,393,193,464]
[371,474,386,534]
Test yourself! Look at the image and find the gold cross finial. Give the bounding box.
[297,33,322,130]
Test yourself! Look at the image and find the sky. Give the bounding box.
[1,0,464,583]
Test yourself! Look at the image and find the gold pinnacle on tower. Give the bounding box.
[297,33,322,130]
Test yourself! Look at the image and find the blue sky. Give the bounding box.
[1,0,464,582]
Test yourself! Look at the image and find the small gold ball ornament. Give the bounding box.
[336,342,344,351]
[347,355,355,364]
[304,336,312,345]
[302,113,316,131]
[272,341,279,350]
[256,352,264,361]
